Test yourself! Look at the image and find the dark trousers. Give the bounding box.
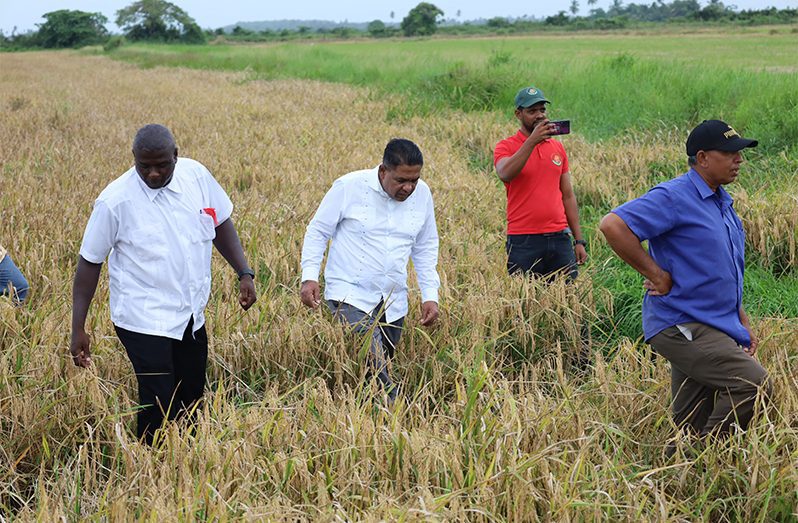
[506,232,578,280]
[650,322,771,437]
[115,318,208,445]
[327,300,404,403]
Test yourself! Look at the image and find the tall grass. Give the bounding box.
[0,51,796,520]
[103,29,798,153]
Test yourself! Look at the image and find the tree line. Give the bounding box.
[2,0,796,50]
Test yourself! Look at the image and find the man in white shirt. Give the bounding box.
[300,138,440,403]
[70,124,256,445]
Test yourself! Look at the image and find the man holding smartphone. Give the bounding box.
[494,85,587,280]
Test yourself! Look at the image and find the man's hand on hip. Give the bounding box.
[643,269,673,296]
[238,275,257,310]
[420,301,439,327]
[300,280,321,309]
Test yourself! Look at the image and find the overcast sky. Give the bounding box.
[2,0,796,34]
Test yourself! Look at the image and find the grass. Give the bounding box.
[0,35,796,520]
[101,28,798,153]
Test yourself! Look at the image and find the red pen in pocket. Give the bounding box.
[201,207,218,226]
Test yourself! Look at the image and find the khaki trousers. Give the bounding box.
[649,322,770,437]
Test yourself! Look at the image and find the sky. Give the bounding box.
[1,0,796,34]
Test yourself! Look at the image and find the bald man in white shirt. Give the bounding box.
[300,138,440,404]
[70,124,256,445]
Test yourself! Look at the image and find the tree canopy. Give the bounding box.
[401,3,444,36]
[115,0,205,43]
[36,10,108,48]
[367,20,387,37]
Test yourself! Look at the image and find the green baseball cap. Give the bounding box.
[514,86,549,108]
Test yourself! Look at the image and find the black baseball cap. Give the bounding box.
[686,120,758,156]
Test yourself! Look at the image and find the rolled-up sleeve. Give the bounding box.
[79,200,118,264]
[300,180,346,283]
[411,194,440,303]
[612,186,675,241]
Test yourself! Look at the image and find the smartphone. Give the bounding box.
[550,119,571,136]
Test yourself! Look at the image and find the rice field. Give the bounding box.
[0,47,797,521]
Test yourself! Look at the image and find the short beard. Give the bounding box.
[523,121,539,134]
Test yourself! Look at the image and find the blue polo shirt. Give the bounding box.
[612,169,749,346]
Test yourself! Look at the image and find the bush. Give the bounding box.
[103,35,126,52]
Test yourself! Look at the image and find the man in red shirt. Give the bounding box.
[494,86,587,280]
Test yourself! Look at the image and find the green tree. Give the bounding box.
[401,2,444,36]
[367,20,387,37]
[37,10,108,48]
[545,10,570,25]
[115,0,205,43]
[570,0,581,16]
[486,17,510,28]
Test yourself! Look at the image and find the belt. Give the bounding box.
[508,231,570,238]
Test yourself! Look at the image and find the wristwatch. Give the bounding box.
[237,268,255,280]
[573,239,587,247]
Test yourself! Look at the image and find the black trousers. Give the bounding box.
[506,231,578,281]
[115,318,208,445]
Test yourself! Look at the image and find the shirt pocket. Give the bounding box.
[196,213,217,242]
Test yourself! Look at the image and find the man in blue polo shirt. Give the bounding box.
[600,119,770,443]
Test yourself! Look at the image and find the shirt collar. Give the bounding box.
[687,168,717,200]
[367,165,391,199]
[687,168,733,205]
[134,167,183,201]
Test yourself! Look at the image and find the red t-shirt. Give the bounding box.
[494,131,569,235]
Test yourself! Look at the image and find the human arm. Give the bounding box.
[411,193,441,327]
[70,256,102,368]
[560,171,587,264]
[71,200,117,367]
[300,181,346,309]
[213,218,256,310]
[739,307,759,356]
[495,121,556,183]
[599,213,672,295]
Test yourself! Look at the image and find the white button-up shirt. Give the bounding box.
[301,167,440,323]
[79,158,233,339]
